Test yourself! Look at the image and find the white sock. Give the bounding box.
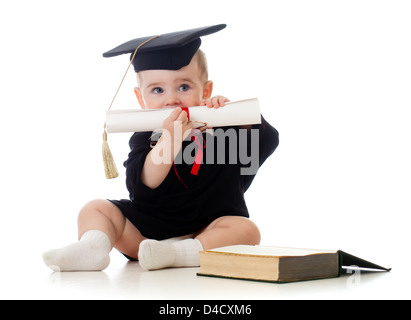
[138,238,203,271]
[42,230,111,272]
[160,233,195,243]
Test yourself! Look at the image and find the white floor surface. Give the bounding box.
[1,249,408,300]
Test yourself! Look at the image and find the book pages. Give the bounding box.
[207,245,337,257]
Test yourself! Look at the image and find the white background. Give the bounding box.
[0,0,410,299]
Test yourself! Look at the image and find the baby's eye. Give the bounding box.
[179,84,190,92]
[152,87,164,94]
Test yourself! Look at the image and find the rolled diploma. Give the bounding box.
[105,98,261,133]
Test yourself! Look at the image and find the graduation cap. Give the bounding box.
[103,24,226,72]
[101,24,226,179]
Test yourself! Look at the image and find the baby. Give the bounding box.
[43,25,279,271]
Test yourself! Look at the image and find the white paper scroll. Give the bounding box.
[105,98,261,133]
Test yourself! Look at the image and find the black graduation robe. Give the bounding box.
[109,115,279,240]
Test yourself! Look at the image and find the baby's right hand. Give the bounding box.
[162,107,193,142]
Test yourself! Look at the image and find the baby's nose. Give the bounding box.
[165,94,182,107]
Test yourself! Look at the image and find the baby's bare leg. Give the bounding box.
[43,199,145,271]
[77,199,147,260]
[195,216,261,250]
[77,199,125,244]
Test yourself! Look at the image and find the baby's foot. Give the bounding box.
[138,238,203,271]
[42,230,111,272]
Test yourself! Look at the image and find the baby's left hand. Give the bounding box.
[201,95,230,109]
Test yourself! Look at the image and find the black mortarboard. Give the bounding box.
[103,24,226,72]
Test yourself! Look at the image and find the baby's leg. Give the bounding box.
[43,199,145,271]
[195,216,261,250]
[77,199,146,259]
[138,216,260,270]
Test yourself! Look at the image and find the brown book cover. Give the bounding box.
[197,245,390,283]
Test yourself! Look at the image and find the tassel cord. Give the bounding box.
[102,35,160,179]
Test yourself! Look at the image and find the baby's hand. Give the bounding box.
[163,107,193,141]
[201,95,230,109]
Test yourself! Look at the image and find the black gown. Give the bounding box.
[109,115,279,240]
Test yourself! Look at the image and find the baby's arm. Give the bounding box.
[141,107,192,189]
[140,96,229,189]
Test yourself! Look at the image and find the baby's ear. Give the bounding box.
[134,87,146,109]
[202,81,213,99]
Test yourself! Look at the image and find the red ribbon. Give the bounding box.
[181,106,190,120]
[173,107,205,188]
[173,162,188,189]
[190,134,204,175]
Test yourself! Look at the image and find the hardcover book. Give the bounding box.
[197,245,391,283]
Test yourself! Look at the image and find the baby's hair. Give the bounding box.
[136,49,208,84]
[195,49,209,83]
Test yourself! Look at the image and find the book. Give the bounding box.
[105,98,261,133]
[197,245,391,283]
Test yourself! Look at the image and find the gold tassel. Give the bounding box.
[102,35,160,179]
[102,129,119,179]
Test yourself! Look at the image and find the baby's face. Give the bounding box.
[136,56,211,110]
